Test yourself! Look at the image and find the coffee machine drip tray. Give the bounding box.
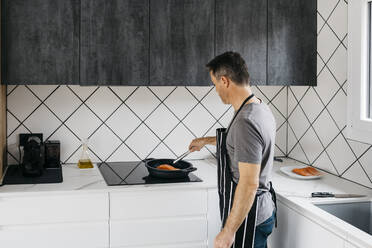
[3,164,63,185]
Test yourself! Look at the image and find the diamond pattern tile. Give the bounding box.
[145,104,179,139]
[109,86,137,101]
[288,106,310,139]
[7,112,20,135]
[317,24,340,62]
[65,105,102,139]
[342,162,372,188]
[125,87,161,120]
[23,104,61,139]
[201,89,230,119]
[327,45,347,84]
[69,85,98,101]
[5,1,371,189]
[317,0,339,20]
[125,124,160,159]
[163,87,198,119]
[315,66,340,105]
[163,123,195,156]
[312,109,339,147]
[187,86,213,101]
[313,151,338,175]
[106,104,141,141]
[183,104,216,137]
[48,125,81,163]
[28,85,58,101]
[89,125,122,161]
[148,86,176,101]
[358,147,372,180]
[289,142,309,164]
[299,127,323,164]
[85,87,122,121]
[327,89,347,129]
[7,86,41,121]
[327,0,347,40]
[107,143,139,162]
[44,86,82,121]
[326,134,356,175]
[148,142,176,159]
[299,88,323,123]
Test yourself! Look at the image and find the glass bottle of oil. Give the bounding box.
[78,138,93,169]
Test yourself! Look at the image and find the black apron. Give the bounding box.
[216,94,277,248]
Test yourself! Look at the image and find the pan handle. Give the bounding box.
[180,167,197,173]
[142,158,155,163]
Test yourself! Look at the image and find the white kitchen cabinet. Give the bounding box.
[0,221,109,248]
[0,192,109,225]
[268,200,345,248]
[0,192,110,248]
[207,188,221,248]
[110,189,209,247]
[110,217,207,247]
[110,189,207,219]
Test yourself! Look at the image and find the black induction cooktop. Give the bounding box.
[98,161,202,186]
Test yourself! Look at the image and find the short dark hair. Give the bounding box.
[206,51,250,86]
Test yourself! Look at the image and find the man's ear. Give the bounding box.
[220,76,230,88]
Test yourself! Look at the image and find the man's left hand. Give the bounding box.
[214,229,235,248]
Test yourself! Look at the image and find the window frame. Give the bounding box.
[347,0,372,144]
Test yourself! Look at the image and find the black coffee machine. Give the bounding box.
[2,133,63,184]
[20,134,45,177]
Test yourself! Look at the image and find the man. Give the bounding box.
[188,52,277,248]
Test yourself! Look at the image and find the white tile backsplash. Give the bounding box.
[6,0,372,190]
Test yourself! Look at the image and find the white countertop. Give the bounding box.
[0,159,218,196]
[1,157,371,247]
[271,158,372,248]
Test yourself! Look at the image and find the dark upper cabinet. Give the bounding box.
[80,0,149,85]
[149,0,214,86]
[268,0,317,86]
[215,0,267,85]
[2,0,80,84]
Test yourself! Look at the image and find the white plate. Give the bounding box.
[280,165,323,180]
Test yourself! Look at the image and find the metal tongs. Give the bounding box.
[173,150,192,164]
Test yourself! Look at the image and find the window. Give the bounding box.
[348,0,372,144]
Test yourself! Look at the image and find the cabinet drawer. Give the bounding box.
[110,217,207,247]
[0,193,109,225]
[0,221,109,248]
[110,189,207,219]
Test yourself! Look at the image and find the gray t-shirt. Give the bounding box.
[226,100,276,226]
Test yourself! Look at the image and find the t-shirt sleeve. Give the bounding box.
[232,118,264,164]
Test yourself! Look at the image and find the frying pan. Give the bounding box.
[143,158,197,179]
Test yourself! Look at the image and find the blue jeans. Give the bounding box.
[254,212,275,248]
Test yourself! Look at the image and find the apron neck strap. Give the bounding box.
[226,94,255,134]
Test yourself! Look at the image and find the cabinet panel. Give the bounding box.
[215,0,267,85]
[149,0,214,86]
[110,217,207,247]
[207,189,221,248]
[110,189,207,219]
[80,0,149,85]
[0,221,108,248]
[0,193,109,225]
[2,0,80,84]
[268,201,344,248]
[268,0,317,85]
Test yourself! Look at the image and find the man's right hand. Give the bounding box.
[189,137,207,152]
[188,136,216,152]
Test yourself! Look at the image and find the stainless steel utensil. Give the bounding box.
[311,192,366,198]
[173,150,192,164]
